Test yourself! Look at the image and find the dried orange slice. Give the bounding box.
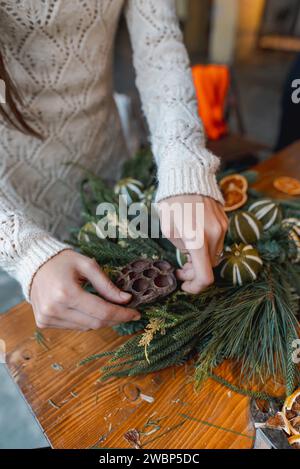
[288,434,300,449]
[283,388,300,413]
[273,176,300,195]
[223,188,247,212]
[220,174,248,194]
[258,412,291,435]
[283,388,300,435]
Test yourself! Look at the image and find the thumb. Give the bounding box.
[77,257,131,304]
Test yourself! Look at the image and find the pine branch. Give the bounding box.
[78,351,115,366]
[208,372,285,402]
[121,147,155,186]
[286,329,298,396]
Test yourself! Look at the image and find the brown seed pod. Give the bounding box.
[116,259,177,308]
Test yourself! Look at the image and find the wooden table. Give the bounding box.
[1,141,300,449]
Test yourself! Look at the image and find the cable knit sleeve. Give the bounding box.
[0,191,71,301]
[124,0,224,204]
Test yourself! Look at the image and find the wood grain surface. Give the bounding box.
[1,141,300,449]
[251,140,300,198]
[0,302,256,449]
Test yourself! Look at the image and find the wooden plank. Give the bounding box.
[0,302,255,449]
[1,140,300,448]
[252,139,300,199]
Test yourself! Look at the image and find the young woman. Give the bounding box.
[0,0,227,331]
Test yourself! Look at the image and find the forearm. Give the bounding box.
[0,189,70,300]
[124,0,223,204]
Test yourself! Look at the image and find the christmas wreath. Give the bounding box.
[69,148,300,399]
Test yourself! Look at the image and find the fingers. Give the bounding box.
[176,201,228,290]
[215,202,229,236]
[176,269,194,282]
[182,240,214,294]
[36,316,88,331]
[77,256,132,304]
[206,200,228,266]
[35,304,91,331]
[31,250,141,332]
[72,288,140,325]
[214,204,229,264]
[176,265,194,282]
[36,293,140,330]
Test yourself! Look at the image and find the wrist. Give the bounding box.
[15,235,72,301]
[155,160,224,205]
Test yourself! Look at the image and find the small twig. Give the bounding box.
[142,421,185,446]
[179,413,254,441]
[48,399,60,410]
[34,330,49,351]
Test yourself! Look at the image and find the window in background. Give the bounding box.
[259,0,300,51]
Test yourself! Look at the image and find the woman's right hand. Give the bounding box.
[30,250,140,331]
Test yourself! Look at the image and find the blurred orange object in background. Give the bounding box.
[192,64,230,141]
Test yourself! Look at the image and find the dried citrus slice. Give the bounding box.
[290,416,300,435]
[223,188,247,212]
[288,434,300,449]
[283,388,300,412]
[220,174,248,194]
[273,176,300,195]
[259,412,291,435]
[283,388,300,435]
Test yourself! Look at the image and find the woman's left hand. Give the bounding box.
[158,195,228,294]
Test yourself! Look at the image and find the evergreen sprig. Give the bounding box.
[194,264,300,393]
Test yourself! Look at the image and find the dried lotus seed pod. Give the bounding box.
[116,259,177,307]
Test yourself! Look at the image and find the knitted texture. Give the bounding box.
[0,0,223,300]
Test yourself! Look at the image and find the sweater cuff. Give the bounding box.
[155,159,224,205]
[15,236,72,301]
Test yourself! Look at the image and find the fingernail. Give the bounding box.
[120,291,131,300]
[133,314,141,321]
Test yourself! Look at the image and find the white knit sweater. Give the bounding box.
[0,0,223,301]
